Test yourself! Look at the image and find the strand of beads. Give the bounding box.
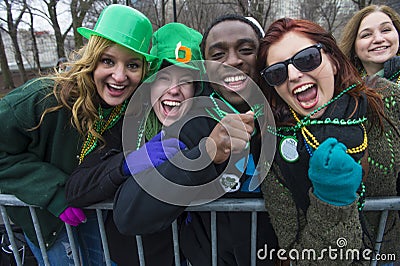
[97,102,127,132]
[136,116,147,150]
[78,101,128,164]
[269,83,358,134]
[207,92,264,122]
[209,91,240,120]
[309,117,367,126]
[357,182,366,211]
[387,69,400,85]
[267,125,294,139]
[290,108,367,154]
[295,83,358,128]
[361,68,400,86]
[303,139,313,157]
[346,124,368,154]
[269,117,366,137]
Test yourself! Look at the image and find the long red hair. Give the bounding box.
[257,18,383,129]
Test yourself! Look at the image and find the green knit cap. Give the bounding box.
[148,23,204,74]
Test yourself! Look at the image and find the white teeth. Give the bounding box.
[163,100,181,107]
[372,46,387,51]
[109,84,125,90]
[293,84,314,94]
[224,75,246,83]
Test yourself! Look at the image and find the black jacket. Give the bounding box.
[113,84,278,265]
[65,115,174,266]
[384,56,400,82]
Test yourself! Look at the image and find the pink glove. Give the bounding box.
[59,207,87,226]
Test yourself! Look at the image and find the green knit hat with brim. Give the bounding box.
[77,4,156,62]
[148,23,204,76]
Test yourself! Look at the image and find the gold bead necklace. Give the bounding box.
[290,108,368,154]
[78,101,127,164]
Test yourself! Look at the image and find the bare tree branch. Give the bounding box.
[4,0,28,82]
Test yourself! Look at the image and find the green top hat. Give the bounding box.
[149,23,203,73]
[77,4,155,61]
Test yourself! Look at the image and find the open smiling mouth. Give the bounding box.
[293,83,318,109]
[369,46,389,52]
[223,75,247,91]
[108,84,126,91]
[162,100,182,116]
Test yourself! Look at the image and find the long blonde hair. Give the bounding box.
[37,36,146,143]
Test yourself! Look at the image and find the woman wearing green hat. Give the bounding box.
[65,22,204,265]
[0,4,154,265]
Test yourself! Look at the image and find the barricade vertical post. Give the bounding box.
[211,211,217,266]
[0,206,22,266]
[172,220,181,266]
[371,210,389,266]
[29,206,50,266]
[65,223,80,265]
[251,211,257,266]
[136,235,145,266]
[96,209,112,266]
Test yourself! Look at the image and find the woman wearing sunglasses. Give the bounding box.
[257,18,400,264]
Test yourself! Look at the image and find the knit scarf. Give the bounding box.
[275,93,368,213]
[145,109,162,141]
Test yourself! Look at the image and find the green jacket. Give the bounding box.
[0,78,81,249]
[262,77,400,265]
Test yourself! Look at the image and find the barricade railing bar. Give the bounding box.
[0,194,399,266]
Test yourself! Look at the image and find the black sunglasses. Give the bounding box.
[260,43,323,86]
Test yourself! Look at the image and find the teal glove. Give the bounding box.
[308,138,362,206]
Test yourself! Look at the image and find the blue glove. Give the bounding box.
[122,131,187,176]
[308,138,362,206]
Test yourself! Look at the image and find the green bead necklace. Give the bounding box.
[206,91,264,150]
[361,68,400,86]
[357,182,366,211]
[293,83,357,130]
[136,116,146,150]
[266,82,367,211]
[78,101,128,164]
[267,83,360,163]
[206,91,264,122]
[267,83,359,136]
[387,69,400,85]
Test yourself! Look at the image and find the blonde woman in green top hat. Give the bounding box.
[0,4,154,265]
[65,22,204,265]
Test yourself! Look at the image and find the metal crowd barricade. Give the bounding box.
[0,194,399,266]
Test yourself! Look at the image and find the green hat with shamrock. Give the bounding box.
[149,23,204,74]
